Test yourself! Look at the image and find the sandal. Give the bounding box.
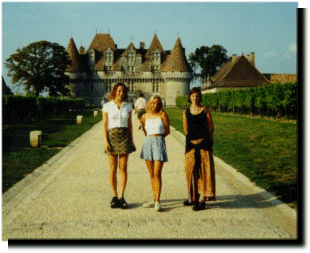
[205,196,216,201]
[183,200,195,206]
[110,197,119,208]
[193,202,206,211]
[118,198,128,209]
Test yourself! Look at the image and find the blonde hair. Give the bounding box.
[146,95,163,113]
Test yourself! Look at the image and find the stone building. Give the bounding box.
[65,33,192,106]
[201,52,297,94]
[201,52,271,93]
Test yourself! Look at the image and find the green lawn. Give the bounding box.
[165,107,297,209]
[2,110,102,193]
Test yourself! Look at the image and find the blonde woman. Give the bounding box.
[140,95,170,211]
[102,83,135,209]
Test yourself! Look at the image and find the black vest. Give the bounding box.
[185,108,213,154]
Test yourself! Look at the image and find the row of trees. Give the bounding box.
[176,83,298,119]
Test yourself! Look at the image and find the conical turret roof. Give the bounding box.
[145,34,165,59]
[162,38,191,72]
[66,38,81,72]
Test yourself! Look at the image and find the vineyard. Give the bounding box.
[176,82,298,120]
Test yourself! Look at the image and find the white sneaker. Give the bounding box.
[143,201,155,208]
[154,202,162,211]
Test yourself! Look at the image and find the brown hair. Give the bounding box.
[109,83,129,101]
[188,87,202,104]
[146,95,163,113]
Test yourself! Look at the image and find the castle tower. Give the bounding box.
[65,38,82,97]
[162,37,192,106]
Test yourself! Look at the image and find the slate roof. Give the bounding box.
[161,38,192,72]
[87,33,117,52]
[2,76,13,95]
[145,34,165,59]
[209,55,270,88]
[120,42,136,57]
[139,59,152,72]
[66,38,81,72]
[66,33,191,74]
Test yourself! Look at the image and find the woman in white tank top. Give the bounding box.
[140,95,170,211]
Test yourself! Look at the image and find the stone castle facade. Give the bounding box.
[65,33,193,106]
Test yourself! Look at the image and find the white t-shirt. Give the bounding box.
[102,101,133,129]
[134,97,147,110]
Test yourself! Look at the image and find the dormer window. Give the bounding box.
[105,52,113,62]
[89,49,95,69]
[151,52,160,62]
[128,52,135,62]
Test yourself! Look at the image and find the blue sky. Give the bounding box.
[1,1,300,90]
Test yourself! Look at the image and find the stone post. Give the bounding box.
[77,115,83,124]
[30,130,42,148]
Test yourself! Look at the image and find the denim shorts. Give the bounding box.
[140,136,168,162]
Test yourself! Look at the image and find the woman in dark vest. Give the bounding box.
[183,87,215,211]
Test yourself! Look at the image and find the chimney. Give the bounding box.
[250,52,255,66]
[232,54,237,64]
[140,42,145,49]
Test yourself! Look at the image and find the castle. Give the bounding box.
[65,33,193,106]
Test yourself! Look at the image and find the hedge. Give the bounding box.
[3,96,85,124]
[176,82,297,119]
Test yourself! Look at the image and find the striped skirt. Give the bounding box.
[106,127,132,155]
[185,149,215,202]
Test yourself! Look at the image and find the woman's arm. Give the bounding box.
[128,111,135,147]
[141,114,147,136]
[102,112,110,151]
[162,111,170,137]
[183,110,188,135]
[205,107,214,138]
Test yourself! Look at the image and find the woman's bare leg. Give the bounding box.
[108,154,118,197]
[145,160,155,201]
[119,154,128,198]
[153,161,164,202]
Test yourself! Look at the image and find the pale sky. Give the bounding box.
[1,1,302,90]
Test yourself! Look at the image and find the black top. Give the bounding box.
[185,108,213,154]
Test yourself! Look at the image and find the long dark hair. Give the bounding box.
[188,87,202,104]
[109,83,129,102]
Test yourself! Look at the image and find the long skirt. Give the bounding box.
[185,149,215,202]
[106,127,132,155]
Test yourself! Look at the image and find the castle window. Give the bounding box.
[128,52,135,62]
[127,66,134,73]
[105,52,113,62]
[152,52,160,62]
[108,83,112,92]
[152,82,159,93]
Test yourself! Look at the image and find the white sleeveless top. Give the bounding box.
[145,118,165,136]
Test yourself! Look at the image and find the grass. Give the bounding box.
[2,110,102,193]
[165,107,297,209]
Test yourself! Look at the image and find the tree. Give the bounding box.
[5,41,71,97]
[189,45,229,82]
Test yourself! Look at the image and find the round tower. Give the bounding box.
[161,37,192,106]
